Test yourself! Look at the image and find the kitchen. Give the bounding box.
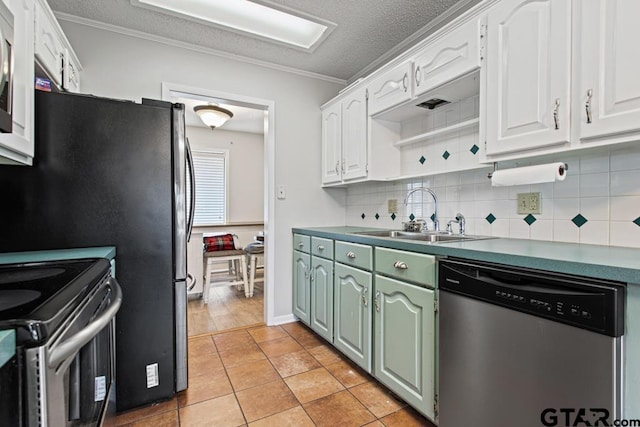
[0,0,639,426]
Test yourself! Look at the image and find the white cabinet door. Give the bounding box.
[413,16,483,98]
[0,0,35,165]
[321,101,342,185]
[63,48,81,93]
[485,0,571,157]
[368,61,413,116]
[577,0,640,142]
[34,0,63,86]
[341,87,367,182]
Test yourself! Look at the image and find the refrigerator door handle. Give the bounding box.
[186,137,196,243]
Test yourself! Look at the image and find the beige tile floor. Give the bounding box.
[115,322,436,427]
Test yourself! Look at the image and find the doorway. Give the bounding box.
[162,83,275,336]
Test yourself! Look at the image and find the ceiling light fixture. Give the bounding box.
[194,104,234,129]
[131,0,335,51]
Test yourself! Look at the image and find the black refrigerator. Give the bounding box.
[0,90,194,411]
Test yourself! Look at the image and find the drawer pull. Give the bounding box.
[394,261,408,270]
[298,242,304,248]
[346,251,356,259]
[317,245,325,251]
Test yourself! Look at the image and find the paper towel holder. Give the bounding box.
[487,162,569,179]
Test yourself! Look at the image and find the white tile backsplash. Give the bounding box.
[344,145,640,248]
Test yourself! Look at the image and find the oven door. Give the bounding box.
[25,276,122,427]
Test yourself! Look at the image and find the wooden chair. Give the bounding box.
[202,234,248,302]
[244,241,264,298]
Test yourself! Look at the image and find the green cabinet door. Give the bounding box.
[310,256,334,342]
[334,262,372,372]
[374,275,435,419]
[293,250,311,324]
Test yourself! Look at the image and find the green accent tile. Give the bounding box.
[524,214,537,225]
[486,213,496,224]
[572,214,588,228]
[634,217,640,227]
[391,213,396,221]
[375,213,380,220]
[409,213,415,221]
[361,213,365,220]
[442,150,450,160]
[470,144,479,155]
[430,213,436,222]
[419,156,426,165]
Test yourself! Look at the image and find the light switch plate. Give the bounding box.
[517,192,541,214]
[277,185,286,200]
[388,199,398,213]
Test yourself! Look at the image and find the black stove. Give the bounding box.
[0,258,111,346]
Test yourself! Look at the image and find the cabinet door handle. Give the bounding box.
[394,261,408,270]
[335,161,340,174]
[341,160,345,174]
[374,290,380,312]
[361,287,368,307]
[346,251,356,259]
[317,245,324,251]
[402,73,408,92]
[553,98,560,130]
[586,89,593,124]
[415,67,421,87]
[298,242,304,248]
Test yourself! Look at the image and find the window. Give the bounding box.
[187,150,227,225]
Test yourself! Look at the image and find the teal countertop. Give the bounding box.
[293,227,640,284]
[0,247,116,265]
[0,330,15,368]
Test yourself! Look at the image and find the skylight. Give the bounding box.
[131,0,335,51]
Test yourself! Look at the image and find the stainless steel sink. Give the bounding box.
[352,230,494,243]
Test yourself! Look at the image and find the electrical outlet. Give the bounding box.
[146,363,159,388]
[388,199,398,213]
[517,192,541,214]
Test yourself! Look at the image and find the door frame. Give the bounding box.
[162,82,276,325]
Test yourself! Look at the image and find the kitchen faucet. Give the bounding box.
[403,187,440,231]
[446,213,466,235]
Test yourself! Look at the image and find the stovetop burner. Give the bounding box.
[0,289,42,311]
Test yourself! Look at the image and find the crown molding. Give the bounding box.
[54,12,348,86]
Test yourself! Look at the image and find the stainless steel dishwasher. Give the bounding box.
[438,258,625,427]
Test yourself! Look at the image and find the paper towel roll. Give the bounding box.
[490,162,567,187]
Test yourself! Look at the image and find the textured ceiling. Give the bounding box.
[49,0,480,82]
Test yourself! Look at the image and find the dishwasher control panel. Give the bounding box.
[440,258,626,337]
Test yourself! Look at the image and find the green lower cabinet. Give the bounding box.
[334,262,372,372]
[292,250,311,324]
[374,275,436,420]
[310,256,333,342]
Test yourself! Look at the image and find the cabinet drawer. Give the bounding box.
[335,241,373,271]
[293,234,311,253]
[375,247,436,287]
[311,237,334,259]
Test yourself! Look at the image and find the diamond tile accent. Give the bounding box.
[361,213,365,220]
[572,214,588,228]
[442,150,450,160]
[409,214,415,221]
[470,144,479,155]
[485,213,496,224]
[390,213,396,221]
[524,214,537,225]
[419,156,426,165]
[375,213,380,220]
[634,217,640,227]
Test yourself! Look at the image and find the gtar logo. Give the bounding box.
[541,408,610,427]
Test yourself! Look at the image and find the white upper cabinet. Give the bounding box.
[413,16,483,98]
[575,0,640,143]
[321,87,368,185]
[484,0,571,158]
[0,0,35,165]
[63,47,81,92]
[368,61,413,117]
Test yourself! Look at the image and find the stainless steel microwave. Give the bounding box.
[0,1,13,134]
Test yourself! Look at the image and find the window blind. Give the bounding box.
[187,150,227,225]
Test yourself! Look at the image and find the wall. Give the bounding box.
[346,144,640,249]
[187,126,263,224]
[60,20,347,322]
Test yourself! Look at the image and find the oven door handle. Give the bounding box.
[48,277,123,369]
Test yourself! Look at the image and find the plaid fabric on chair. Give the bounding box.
[204,234,236,252]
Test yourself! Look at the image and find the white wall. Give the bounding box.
[346,145,640,249]
[60,21,347,321]
[187,126,264,224]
